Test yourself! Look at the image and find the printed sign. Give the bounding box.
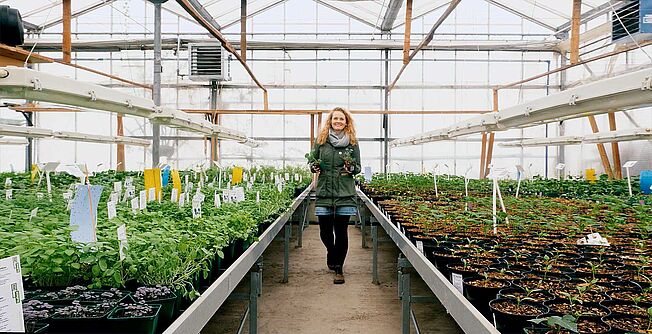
[70,185,103,243]
[0,255,25,333]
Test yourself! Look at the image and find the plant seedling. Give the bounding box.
[529,315,578,333]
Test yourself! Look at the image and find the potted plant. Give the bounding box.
[108,301,161,334]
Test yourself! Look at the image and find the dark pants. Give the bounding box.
[318,215,350,268]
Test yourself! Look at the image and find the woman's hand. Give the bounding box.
[310,163,321,174]
[343,161,354,174]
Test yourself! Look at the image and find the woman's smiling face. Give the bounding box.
[331,111,347,132]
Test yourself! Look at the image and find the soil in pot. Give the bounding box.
[108,303,161,334]
[489,298,548,334]
[600,299,652,317]
[544,299,610,317]
[133,285,177,332]
[498,287,555,304]
[602,314,650,334]
[463,277,510,320]
[22,300,56,323]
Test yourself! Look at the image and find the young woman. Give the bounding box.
[309,107,361,284]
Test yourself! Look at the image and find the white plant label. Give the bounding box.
[117,225,127,261]
[451,273,463,294]
[117,224,127,241]
[416,241,424,254]
[192,199,202,218]
[284,173,290,181]
[131,198,138,213]
[0,255,25,333]
[178,193,185,207]
[113,181,122,195]
[623,160,638,168]
[4,178,11,187]
[107,201,117,220]
[256,191,260,203]
[555,163,566,170]
[277,182,283,193]
[139,190,147,210]
[171,188,178,203]
[148,188,156,202]
[63,190,73,201]
[125,177,133,187]
[36,193,44,200]
[214,190,221,208]
[29,208,38,223]
[294,173,299,181]
[110,192,119,205]
[5,189,11,200]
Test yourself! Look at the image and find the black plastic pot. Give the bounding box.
[601,314,648,334]
[462,277,510,320]
[489,298,548,334]
[108,304,161,334]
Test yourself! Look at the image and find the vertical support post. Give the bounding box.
[282,224,290,283]
[359,204,366,249]
[402,0,413,65]
[116,115,125,171]
[240,0,247,61]
[210,80,219,162]
[383,49,390,174]
[297,200,308,248]
[479,133,487,179]
[570,0,581,64]
[608,112,622,179]
[249,262,260,334]
[152,2,162,167]
[558,55,567,175]
[62,0,72,64]
[398,258,411,334]
[371,225,379,285]
[317,112,323,132]
[23,112,33,172]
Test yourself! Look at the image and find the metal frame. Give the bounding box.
[390,66,652,147]
[163,185,311,334]
[357,189,499,334]
[501,128,652,147]
[0,67,260,146]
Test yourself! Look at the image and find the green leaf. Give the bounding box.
[99,259,108,271]
[71,263,81,269]
[52,267,64,273]
[64,249,75,256]
[113,270,122,285]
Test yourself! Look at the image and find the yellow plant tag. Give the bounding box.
[171,170,182,195]
[143,168,162,200]
[232,167,243,185]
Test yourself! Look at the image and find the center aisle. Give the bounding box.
[203,223,463,334]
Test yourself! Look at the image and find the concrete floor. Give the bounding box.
[201,223,463,334]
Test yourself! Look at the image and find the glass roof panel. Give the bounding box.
[162,0,287,29]
[488,0,612,30]
[7,0,115,29]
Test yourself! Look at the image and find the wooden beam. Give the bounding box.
[588,115,614,179]
[483,88,499,178]
[62,0,72,63]
[387,0,461,92]
[240,0,247,62]
[570,0,581,64]
[402,0,413,65]
[116,115,125,171]
[608,112,622,179]
[310,114,315,148]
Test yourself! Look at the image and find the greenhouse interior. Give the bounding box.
[0,0,651,333]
